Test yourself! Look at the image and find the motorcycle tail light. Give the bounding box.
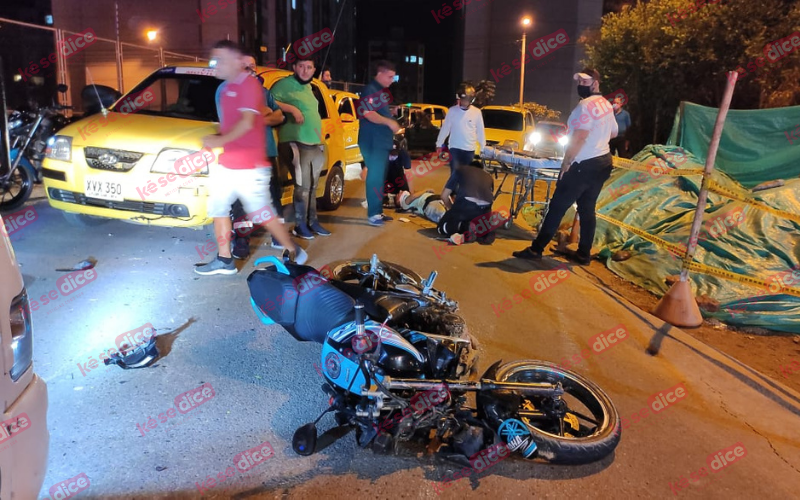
[45,135,72,161]
[9,290,33,382]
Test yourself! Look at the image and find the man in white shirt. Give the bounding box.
[513,67,618,265]
[436,84,486,192]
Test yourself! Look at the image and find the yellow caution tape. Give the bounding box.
[612,156,705,177]
[596,212,800,298]
[612,156,800,225]
[706,180,800,225]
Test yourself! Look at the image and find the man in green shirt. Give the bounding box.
[271,55,331,239]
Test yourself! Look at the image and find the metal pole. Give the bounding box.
[0,57,12,179]
[518,32,526,109]
[679,71,738,282]
[159,47,165,67]
[115,1,124,92]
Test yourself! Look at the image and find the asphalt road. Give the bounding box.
[6,163,800,500]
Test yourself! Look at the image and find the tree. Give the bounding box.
[521,102,562,121]
[465,80,496,108]
[581,0,800,150]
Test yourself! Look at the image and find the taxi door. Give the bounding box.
[335,95,363,165]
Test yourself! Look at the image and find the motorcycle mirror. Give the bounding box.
[57,84,69,93]
[292,423,318,456]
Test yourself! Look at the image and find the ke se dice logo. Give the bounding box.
[706,443,747,472]
[355,90,393,118]
[530,29,569,60]
[588,324,628,354]
[0,413,31,443]
[234,440,274,472]
[293,28,334,57]
[56,269,98,297]
[174,382,215,414]
[49,472,90,500]
[647,382,688,412]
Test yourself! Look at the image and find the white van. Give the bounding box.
[0,215,49,498]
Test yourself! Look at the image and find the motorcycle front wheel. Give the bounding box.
[482,360,621,465]
[0,162,35,211]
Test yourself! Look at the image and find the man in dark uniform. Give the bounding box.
[513,68,618,265]
[357,60,401,226]
[438,161,496,244]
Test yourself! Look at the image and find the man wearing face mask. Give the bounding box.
[513,68,618,266]
[271,55,331,240]
[436,84,486,193]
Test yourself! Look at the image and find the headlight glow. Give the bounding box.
[152,148,210,175]
[44,135,72,161]
[529,132,542,145]
[558,135,569,146]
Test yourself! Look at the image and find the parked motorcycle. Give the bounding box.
[1,84,72,211]
[248,255,621,465]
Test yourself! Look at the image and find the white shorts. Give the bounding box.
[206,165,274,219]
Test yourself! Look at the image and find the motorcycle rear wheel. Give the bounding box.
[489,360,620,465]
[0,162,35,211]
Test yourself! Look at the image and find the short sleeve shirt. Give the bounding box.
[215,72,267,169]
[270,76,323,145]
[357,79,394,151]
[566,95,618,163]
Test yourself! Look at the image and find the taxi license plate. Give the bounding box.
[84,176,124,201]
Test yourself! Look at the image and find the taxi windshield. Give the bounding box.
[112,69,222,122]
[483,110,524,131]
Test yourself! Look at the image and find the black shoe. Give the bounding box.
[570,253,592,265]
[512,247,543,261]
[232,236,250,260]
[477,232,496,245]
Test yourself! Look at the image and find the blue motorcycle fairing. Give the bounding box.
[321,342,384,395]
[328,319,425,364]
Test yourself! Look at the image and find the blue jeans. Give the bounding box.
[444,148,476,191]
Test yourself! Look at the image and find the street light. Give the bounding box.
[146,30,158,42]
[519,16,532,109]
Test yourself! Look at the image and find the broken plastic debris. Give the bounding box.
[56,258,96,272]
[104,334,159,370]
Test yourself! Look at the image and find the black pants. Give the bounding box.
[437,198,491,236]
[531,154,613,257]
[609,136,628,158]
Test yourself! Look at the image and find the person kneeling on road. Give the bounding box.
[196,40,306,276]
[438,161,496,245]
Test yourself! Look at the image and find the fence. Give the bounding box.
[0,16,204,114]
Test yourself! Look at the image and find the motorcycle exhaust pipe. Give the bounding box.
[384,377,564,397]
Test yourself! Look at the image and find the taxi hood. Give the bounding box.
[61,113,218,155]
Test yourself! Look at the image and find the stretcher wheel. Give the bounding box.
[504,217,514,230]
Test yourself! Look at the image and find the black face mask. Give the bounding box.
[294,73,314,85]
[577,85,592,99]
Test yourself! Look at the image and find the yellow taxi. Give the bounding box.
[330,90,362,166]
[42,63,346,227]
[481,105,536,151]
[399,103,448,128]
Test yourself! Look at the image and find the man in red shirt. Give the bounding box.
[196,40,307,275]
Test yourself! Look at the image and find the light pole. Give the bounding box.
[519,16,532,109]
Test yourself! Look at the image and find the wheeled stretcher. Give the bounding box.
[480,146,562,230]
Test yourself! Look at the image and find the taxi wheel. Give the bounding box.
[318,165,344,211]
[63,212,109,227]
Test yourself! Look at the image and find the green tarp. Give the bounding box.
[667,101,800,188]
[592,144,800,334]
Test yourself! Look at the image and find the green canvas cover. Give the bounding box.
[667,101,800,188]
[592,145,800,334]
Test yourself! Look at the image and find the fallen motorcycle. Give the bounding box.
[247,255,620,465]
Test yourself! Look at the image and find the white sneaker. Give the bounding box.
[449,233,465,246]
[361,199,369,208]
[283,246,309,265]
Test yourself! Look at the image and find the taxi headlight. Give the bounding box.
[44,135,72,161]
[151,148,210,175]
[558,135,569,146]
[529,132,542,145]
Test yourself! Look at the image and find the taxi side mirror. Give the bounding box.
[340,113,355,123]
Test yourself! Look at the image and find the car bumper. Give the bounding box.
[1,374,49,500]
